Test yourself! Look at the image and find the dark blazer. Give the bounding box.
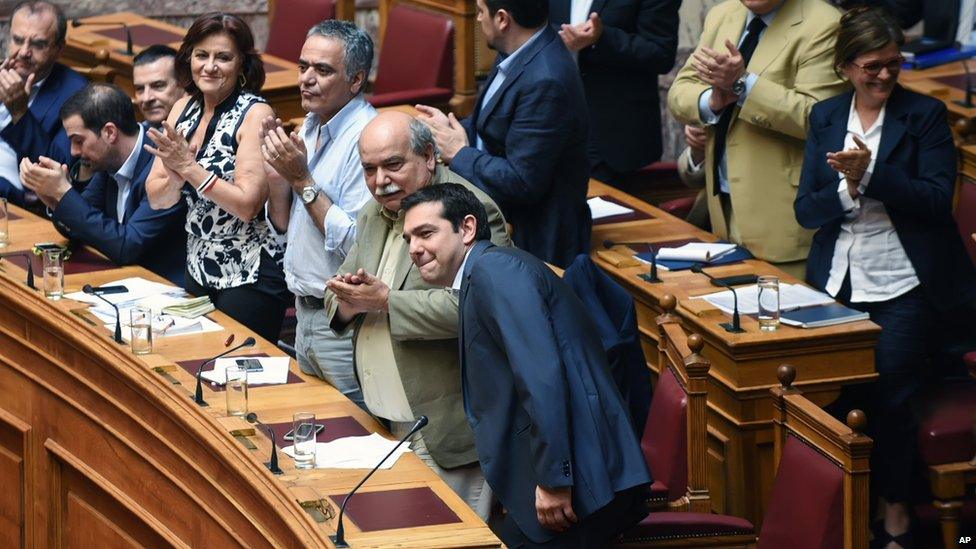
[549,0,679,172]
[879,0,960,41]
[460,241,651,543]
[453,25,591,269]
[0,63,87,206]
[52,132,187,285]
[795,85,976,311]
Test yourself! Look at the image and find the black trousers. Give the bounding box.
[184,249,291,344]
[496,486,648,548]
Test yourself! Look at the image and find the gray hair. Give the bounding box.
[306,20,374,86]
[409,118,439,157]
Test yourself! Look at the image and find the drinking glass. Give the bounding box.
[42,249,63,300]
[292,411,317,469]
[129,306,153,355]
[757,275,780,332]
[225,365,248,417]
[0,197,8,248]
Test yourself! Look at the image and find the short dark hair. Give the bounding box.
[11,1,67,44]
[60,83,139,136]
[834,6,905,76]
[485,0,548,29]
[133,44,178,67]
[401,183,491,241]
[175,13,265,96]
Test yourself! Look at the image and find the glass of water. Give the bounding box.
[292,411,317,469]
[42,249,64,299]
[0,197,8,248]
[757,275,780,331]
[225,365,248,417]
[129,306,153,355]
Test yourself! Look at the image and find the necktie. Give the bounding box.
[712,16,767,195]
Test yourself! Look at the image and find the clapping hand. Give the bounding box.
[326,268,391,313]
[827,135,871,198]
[693,40,746,112]
[145,122,198,180]
[415,105,467,164]
[558,13,603,52]
[0,56,34,121]
[19,156,70,208]
[260,116,310,189]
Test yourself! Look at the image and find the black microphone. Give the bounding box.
[331,415,429,548]
[71,19,134,56]
[245,412,284,475]
[83,283,124,343]
[603,239,660,283]
[691,263,745,333]
[0,251,35,289]
[192,336,256,407]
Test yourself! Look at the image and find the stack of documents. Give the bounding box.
[282,433,413,469]
[656,242,737,263]
[781,303,869,328]
[161,296,215,318]
[695,283,835,316]
[587,196,634,220]
[200,356,291,385]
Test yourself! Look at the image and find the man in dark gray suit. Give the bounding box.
[401,183,650,547]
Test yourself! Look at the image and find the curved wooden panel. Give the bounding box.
[0,273,330,548]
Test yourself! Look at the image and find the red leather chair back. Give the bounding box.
[642,366,688,501]
[372,5,454,97]
[757,436,844,549]
[266,0,337,62]
[955,179,976,266]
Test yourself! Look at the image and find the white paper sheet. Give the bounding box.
[64,276,181,307]
[656,242,737,262]
[587,196,634,220]
[200,356,291,385]
[282,433,413,469]
[694,283,835,316]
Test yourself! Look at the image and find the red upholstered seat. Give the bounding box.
[917,383,976,465]
[369,5,454,108]
[620,512,754,542]
[642,367,688,502]
[757,436,844,549]
[659,196,695,219]
[265,0,336,62]
[955,179,976,266]
[965,351,976,377]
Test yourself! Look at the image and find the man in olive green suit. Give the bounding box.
[668,0,849,277]
[324,111,511,518]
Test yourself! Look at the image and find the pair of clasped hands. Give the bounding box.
[326,268,390,315]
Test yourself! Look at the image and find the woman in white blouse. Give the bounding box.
[795,7,976,548]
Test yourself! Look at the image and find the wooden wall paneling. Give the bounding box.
[0,410,31,548]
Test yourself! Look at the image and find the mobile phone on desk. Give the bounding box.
[284,422,324,441]
[33,242,63,253]
[235,358,264,373]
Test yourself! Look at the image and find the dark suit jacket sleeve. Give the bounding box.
[863,101,956,222]
[881,0,924,29]
[582,0,679,74]
[794,107,848,229]
[0,177,26,205]
[53,180,185,266]
[1,110,70,165]
[451,78,573,205]
[475,256,574,488]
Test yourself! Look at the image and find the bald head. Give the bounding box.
[359,111,438,212]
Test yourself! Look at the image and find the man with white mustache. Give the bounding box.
[262,20,377,406]
[323,110,511,518]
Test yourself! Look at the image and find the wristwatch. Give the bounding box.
[300,185,319,205]
[731,73,749,96]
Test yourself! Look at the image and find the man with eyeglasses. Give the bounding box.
[668,0,850,279]
[0,1,86,210]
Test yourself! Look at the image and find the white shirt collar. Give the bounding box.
[451,246,474,290]
[847,96,886,137]
[746,6,779,29]
[113,124,145,185]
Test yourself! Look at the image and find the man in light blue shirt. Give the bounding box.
[264,21,377,407]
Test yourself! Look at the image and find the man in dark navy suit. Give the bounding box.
[18,84,186,285]
[0,1,87,209]
[549,0,680,187]
[416,0,590,269]
[401,183,650,547]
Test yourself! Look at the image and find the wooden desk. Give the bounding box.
[0,206,498,548]
[63,13,304,121]
[587,181,879,524]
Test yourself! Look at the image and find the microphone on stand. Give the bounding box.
[245,412,284,475]
[83,284,123,343]
[71,19,134,56]
[691,263,745,333]
[330,415,429,548]
[0,251,36,289]
[958,58,975,108]
[603,239,660,283]
[193,337,256,407]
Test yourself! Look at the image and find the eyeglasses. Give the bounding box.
[850,56,905,77]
